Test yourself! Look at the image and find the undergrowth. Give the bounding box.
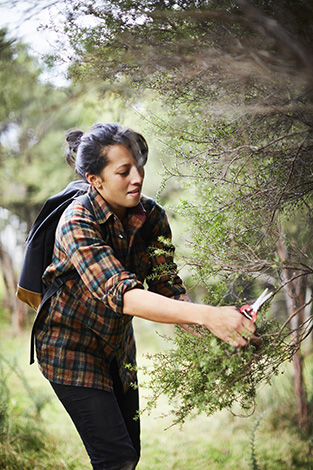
[140,319,295,427]
[0,351,83,470]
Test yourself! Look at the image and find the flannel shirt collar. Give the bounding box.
[88,185,147,229]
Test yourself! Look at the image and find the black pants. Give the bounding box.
[50,361,140,470]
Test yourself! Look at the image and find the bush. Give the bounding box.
[141,320,295,427]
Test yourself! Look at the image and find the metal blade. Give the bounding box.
[250,288,272,313]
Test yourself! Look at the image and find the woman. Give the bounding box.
[34,122,255,470]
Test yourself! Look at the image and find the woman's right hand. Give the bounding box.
[201,305,256,347]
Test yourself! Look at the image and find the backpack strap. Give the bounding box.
[30,270,76,364]
[76,193,93,213]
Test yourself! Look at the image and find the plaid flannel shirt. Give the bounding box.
[35,186,186,393]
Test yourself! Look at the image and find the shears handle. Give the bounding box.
[240,305,257,323]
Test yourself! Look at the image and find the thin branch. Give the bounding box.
[268,135,309,226]
[277,296,313,339]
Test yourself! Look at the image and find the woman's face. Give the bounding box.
[87,144,145,220]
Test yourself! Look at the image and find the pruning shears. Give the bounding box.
[240,288,272,323]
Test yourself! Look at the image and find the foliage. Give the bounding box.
[169,117,313,292]
[51,0,313,93]
[141,317,294,426]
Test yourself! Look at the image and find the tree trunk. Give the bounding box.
[276,237,311,433]
[0,238,27,332]
[293,350,310,431]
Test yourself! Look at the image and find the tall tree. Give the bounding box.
[47,0,313,431]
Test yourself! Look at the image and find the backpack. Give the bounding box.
[16,179,151,364]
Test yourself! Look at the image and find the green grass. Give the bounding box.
[0,317,312,470]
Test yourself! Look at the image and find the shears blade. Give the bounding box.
[250,288,272,313]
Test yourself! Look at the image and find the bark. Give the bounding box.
[0,238,27,332]
[276,236,312,433]
[305,286,313,348]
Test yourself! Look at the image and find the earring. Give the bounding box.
[95,179,103,189]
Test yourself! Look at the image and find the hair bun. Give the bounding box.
[65,129,84,168]
[66,129,84,153]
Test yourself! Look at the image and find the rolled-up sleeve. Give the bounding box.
[101,273,142,316]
